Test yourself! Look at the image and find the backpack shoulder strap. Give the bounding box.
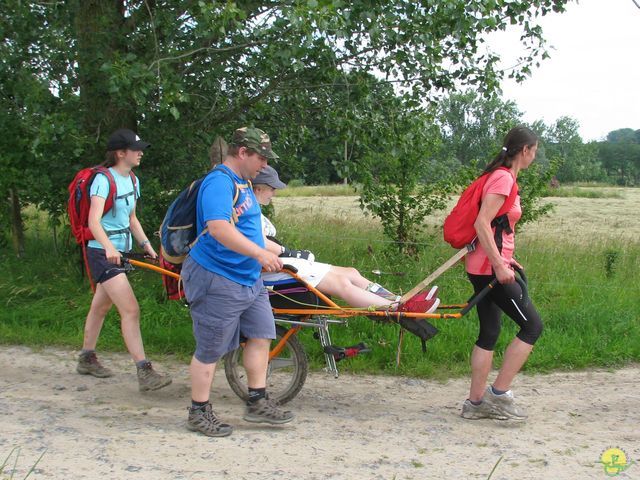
[189,167,243,249]
[212,165,240,204]
[496,171,519,217]
[129,171,139,201]
[92,166,118,213]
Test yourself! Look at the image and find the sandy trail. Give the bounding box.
[0,346,638,479]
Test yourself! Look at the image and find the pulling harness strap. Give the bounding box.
[479,213,514,275]
[490,214,513,255]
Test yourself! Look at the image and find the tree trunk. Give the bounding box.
[51,220,59,254]
[343,140,349,184]
[74,0,137,160]
[9,187,25,257]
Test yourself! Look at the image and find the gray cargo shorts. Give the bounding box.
[181,256,276,364]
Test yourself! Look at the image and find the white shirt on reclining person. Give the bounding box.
[260,214,331,288]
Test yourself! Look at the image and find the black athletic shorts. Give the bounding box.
[86,247,128,284]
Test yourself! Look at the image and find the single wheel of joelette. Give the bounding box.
[224,324,309,404]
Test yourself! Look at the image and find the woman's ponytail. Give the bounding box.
[101,151,118,168]
[483,126,538,174]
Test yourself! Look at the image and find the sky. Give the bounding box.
[491,0,640,141]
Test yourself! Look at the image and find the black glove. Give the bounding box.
[280,247,314,261]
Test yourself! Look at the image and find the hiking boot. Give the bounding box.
[137,362,172,392]
[77,352,113,378]
[243,397,295,425]
[482,386,528,421]
[187,404,233,437]
[461,399,509,420]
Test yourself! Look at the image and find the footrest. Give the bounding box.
[323,343,371,362]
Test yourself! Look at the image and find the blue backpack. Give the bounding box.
[160,166,242,265]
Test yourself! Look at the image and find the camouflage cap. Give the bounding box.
[230,127,279,160]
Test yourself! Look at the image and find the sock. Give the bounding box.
[491,385,507,396]
[247,387,266,404]
[80,349,95,357]
[366,283,398,301]
[191,399,209,411]
[469,399,483,406]
[136,359,151,370]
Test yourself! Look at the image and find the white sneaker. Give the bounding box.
[482,386,528,421]
[461,399,509,420]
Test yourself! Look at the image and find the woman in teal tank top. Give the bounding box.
[76,128,172,392]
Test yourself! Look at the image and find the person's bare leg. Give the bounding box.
[330,266,373,290]
[492,337,533,392]
[190,356,217,402]
[317,270,390,307]
[243,338,271,388]
[100,274,145,362]
[469,345,494,402]
[82,283,113,350]
[242,337,294,424]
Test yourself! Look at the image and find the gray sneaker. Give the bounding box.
[77,352,113,378]
[187,404,233,437]
[482,386,528,420]
[461,399,508,420]
[137,362,172,392]
[243,397,294,425]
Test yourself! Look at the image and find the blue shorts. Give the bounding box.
[181,256,276,364]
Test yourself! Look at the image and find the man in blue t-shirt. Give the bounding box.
[182,127,295,436]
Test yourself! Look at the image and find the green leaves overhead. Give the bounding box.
[1,0,574,252]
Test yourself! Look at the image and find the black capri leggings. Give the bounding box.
[468,273,543,351]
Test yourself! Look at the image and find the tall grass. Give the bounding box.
[544,186,624,199]
[275,184,358,197]
[2,201,638,379]
[0,447,46,480]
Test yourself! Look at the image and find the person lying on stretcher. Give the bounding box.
[252,166,440,314]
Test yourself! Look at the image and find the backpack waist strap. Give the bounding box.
[104,227,132,251]
[104,227,130,236]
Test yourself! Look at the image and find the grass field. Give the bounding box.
[0,185,638,378]
[275,184,358,197]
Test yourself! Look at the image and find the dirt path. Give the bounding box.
[1,346,638,479]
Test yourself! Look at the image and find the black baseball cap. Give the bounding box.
[106,128,151,151]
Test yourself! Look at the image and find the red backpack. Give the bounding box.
[443,167,518,249]
[68,166,138,291]
[67,166,137,245]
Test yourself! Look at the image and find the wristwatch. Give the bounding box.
[139,240,150,248]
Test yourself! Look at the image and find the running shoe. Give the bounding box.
[482,386,528,421]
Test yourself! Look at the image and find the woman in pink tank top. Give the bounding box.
[461,126,544,422]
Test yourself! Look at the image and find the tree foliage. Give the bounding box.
[597,131,640,186]
[539,116,603,183]
[1,0,573,253]
[358,112,464,254]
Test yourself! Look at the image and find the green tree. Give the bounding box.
[436,91,522,167]
[0,2,82,254]
[2,0,573,254]
[599,128,640,185]
[358,112,464,254]
[543,116,603,182]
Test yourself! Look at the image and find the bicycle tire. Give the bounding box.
[223,324,309,404]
